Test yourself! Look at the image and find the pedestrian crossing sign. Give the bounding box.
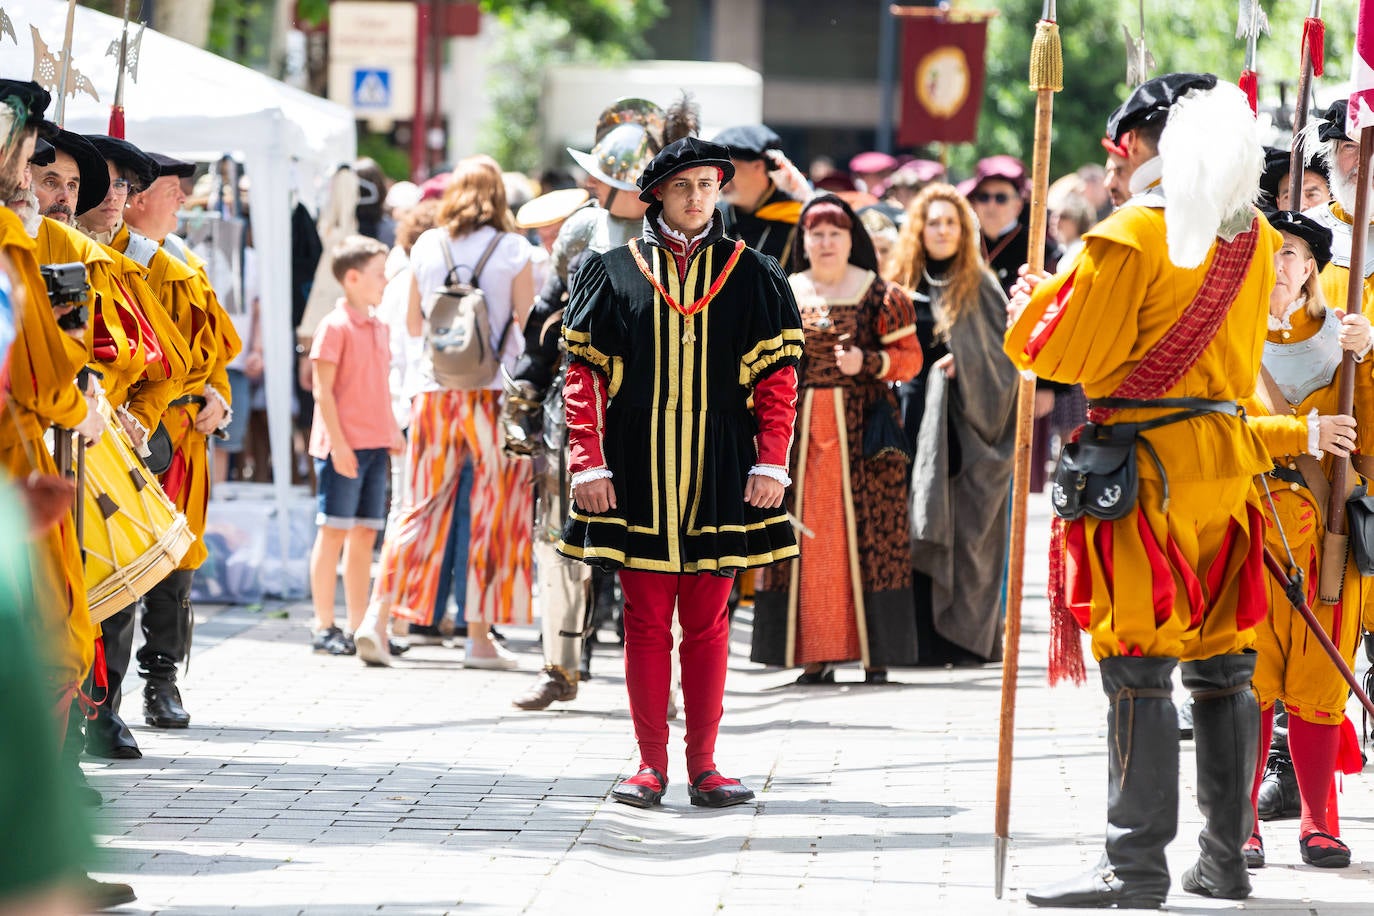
[352,68,392,109]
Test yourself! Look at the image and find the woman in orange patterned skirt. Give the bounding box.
[356,156,534,668]
[751,194,923,684]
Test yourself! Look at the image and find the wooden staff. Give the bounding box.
[1288,0,1324,208]
[994,0,1061,899]
[1320,124,1373,603]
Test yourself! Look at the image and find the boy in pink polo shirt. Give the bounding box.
[308,236,404,659]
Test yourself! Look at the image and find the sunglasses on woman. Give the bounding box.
[970,190,1015,204]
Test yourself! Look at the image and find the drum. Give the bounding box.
[82,396,194,624]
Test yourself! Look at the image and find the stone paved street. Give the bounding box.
[86,495,1374,914]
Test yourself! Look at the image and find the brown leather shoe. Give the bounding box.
[512,667,577,710]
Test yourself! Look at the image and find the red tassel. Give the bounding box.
[108,105,125,140]
[1304,17,1326,78]
[1238,70,1259,114]
[1047,516,1087,686]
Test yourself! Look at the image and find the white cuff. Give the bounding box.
[205,385,233,428]
[117,406,152,457]
[1356,340,1372,362]
[571,467,613,488]
[1307,409,1324,459]
[749,464,792,487]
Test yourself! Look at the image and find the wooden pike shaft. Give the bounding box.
[994,86,1055,899]
[1287,0,1322,208]
[1328,126,1373,537]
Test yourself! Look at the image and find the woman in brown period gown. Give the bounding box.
[751,194,924,684]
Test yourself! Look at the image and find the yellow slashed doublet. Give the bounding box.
[1005,203,1281,661]
[0,208,94,689]
[1245,306,1372,724]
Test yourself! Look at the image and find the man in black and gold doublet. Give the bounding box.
[557,137,802,811]
[558,224,801,571]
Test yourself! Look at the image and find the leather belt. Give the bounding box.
[1268,465,1307,487]
[169,394,207,408]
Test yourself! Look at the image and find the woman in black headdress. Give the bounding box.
[751,194,924,684]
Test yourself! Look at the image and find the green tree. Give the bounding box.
[476,1,665,174]
[968,0,1358,180]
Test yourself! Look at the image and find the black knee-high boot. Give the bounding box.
[1027,656,1179,909]
[139,569,194,728]
[1181,651,1258,900]
[84,603,141,757]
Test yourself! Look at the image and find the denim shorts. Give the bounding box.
[315,447,390,530]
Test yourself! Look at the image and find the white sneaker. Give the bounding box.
[463,637,519,670]
[354,615,392,668]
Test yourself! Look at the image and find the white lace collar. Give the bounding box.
[1267,296,1307,331]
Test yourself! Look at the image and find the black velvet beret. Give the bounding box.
[47,128,110,216]
[1317,100,1352,143]
[1259,146,1329,207]
[713,125,782,161]
[1106,72,1218,142]
[86,135,160,191]
[149,152,196,180]
[637,137,735,202]
[30,137,55,166]
[0,79,57,138]
[1267,209,1333,271]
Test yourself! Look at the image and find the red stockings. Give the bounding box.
[1288,715,1342,845]
[618,569,735,789]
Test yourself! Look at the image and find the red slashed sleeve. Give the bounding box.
[753,365,798,468]
[860,281,923,382]
[564,360,609,474]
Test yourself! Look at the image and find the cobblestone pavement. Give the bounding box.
[87,495,1374,914]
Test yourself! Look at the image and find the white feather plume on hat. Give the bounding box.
[1158,80,1262,269]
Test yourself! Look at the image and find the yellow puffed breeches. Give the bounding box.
[1252,486,1365,725]
[1065,476,1268,662]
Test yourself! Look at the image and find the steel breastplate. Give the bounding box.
[1263,312,1341,406]
[1307,205,1374,278]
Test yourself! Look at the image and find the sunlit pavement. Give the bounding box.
[87,494,1374,914]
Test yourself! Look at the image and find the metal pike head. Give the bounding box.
[1122,24,1156,87]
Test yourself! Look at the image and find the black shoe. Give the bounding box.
[143,680,191,729]
[84,708,142,760]
[795,664,835,685]
[312,626,353,656]
[1300,831,1351,868]
[610,766,667,808]
[1244,832,1265,869]
[387,638,410,656]
[1180,652,1258,901]
[1026,656,1177,909]
[69,757,102,807]
[75,873,136,910]
[688,770,755,808]
[1256,753,1300,820]
[864,669,889,685]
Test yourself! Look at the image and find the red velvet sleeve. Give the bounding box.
[752,365,798,468]
[564,360,609,474]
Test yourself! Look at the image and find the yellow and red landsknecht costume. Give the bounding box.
[1242,208,1369,868]
[0,206,94,717]
[557,137,801,808]
[1005,73,1279,908]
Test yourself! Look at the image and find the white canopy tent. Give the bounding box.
[4,1,357,571]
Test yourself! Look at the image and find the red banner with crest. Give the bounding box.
[899,18,989,146]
